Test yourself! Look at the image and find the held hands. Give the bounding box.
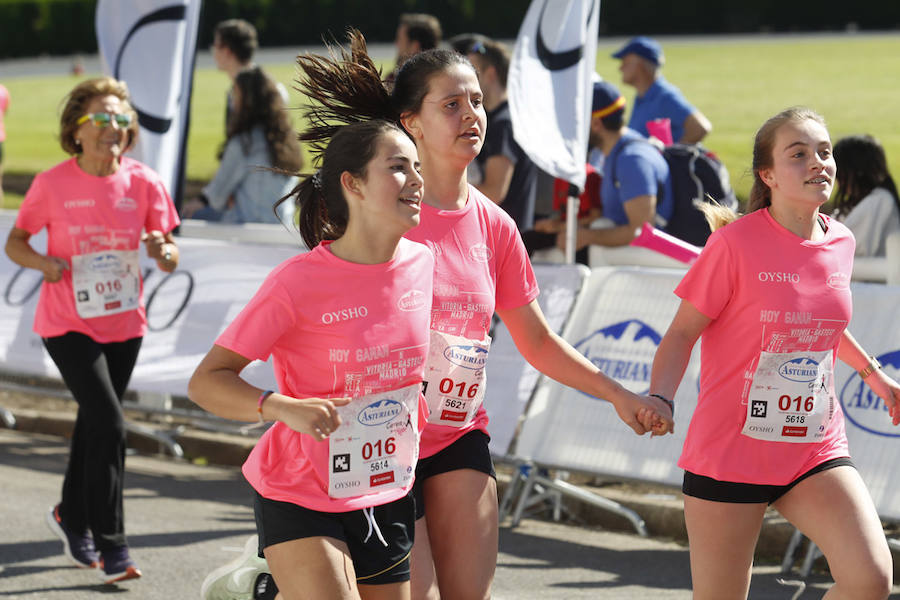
[612,389,674,436]
[274,394,353,441]
[865,370,900,426]
[41,256,68,282]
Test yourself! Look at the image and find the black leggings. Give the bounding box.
[43,331,142,551]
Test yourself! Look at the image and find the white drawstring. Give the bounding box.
[362,506,387,547]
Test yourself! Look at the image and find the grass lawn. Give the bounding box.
[2,33,899,210]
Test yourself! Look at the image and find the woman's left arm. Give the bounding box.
[838,329,900,425]
[496,299,674,435]
[142,230,179,273]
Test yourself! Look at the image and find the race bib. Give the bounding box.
[422,330,490,427]
[741,349,835,443]
[71,249,141,319]
[328,384,420,499]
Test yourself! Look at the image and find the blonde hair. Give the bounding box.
[59,77,139,155]
[702,106,828,231]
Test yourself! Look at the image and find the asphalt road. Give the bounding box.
[0,427,889,599]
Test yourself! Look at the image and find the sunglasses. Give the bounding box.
[77,112,133,128]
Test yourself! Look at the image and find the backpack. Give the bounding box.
[609,139,738,246]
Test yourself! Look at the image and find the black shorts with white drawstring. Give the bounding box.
[253,491,415,584]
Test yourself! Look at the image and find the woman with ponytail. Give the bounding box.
[190,118,434,600]
[646,107,900,599]
[281,30,674,600]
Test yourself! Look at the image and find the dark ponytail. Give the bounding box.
[276,120,406,248]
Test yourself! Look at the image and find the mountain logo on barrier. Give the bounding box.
[778,357,819,382]
[443,345,489,370]
[574,319,662,394]
[840,349,900,438]
[358,399,402,427]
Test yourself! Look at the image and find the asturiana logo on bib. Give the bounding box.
[397,290,427,312]
[574,319,661,395]
[778,357,819,382]
[89,253,121,272]
[826,272,850,290]
[757,272,800,283]
[840,349,900,438]
[469,243,492,262]
[115,197,138,212]
[358,399,402,427]
[321,306,368,325]
[64,199,95,209]
[443,345,488,370]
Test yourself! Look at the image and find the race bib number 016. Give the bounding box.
[71,249,140,319]
[328,384,420,499]
[741,349,835,443]
[423,330,490,427]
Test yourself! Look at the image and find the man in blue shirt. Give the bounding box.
[612,36,712,144]
[562,80,673,250]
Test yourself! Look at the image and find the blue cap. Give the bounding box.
[612,36,664,66]
[592,80,625,118]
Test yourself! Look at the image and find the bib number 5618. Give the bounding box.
[779,395,814,412]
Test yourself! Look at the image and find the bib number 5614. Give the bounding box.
[362,437,395,460]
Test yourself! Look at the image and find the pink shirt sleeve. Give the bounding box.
[144,176,180,234]
[494,213,539,312]
[674,229,735,319]
[216,274,296,362]
[15,174,50,234]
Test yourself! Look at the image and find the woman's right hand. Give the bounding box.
[41,256,68,282]
[271,394,353,441]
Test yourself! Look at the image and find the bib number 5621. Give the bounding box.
[438,377,479,399]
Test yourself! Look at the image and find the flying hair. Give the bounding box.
[295,29,397,161]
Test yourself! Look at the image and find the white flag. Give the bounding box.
[508,0,600,192]
[95,0,202,205]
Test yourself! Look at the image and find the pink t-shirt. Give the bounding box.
[676,209,854,485]
[405,185,539,458]
[219,238,434,512]
[0,84,9,142]
[15,157,180,343]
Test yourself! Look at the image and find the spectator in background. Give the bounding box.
[181,66,303,224]
[559,80,672,251]
[832,134,900,257]
[0,83,8,202]
[612,36,712,144]
[211,19,288,127]
[385,13,442,85]
[466,37,538,232]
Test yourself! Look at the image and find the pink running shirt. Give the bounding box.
[15,157,180,343]
[676,209,854,485]
[405,185,539,458]
[219,239,434,512]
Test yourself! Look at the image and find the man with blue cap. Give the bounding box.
[556,79,673,251]
[612,36,712,144]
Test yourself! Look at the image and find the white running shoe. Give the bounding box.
[200,535,270,600]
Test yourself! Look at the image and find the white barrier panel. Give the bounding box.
[1,211,301,395]
[485,262,590,456]
[516,266,900,520]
